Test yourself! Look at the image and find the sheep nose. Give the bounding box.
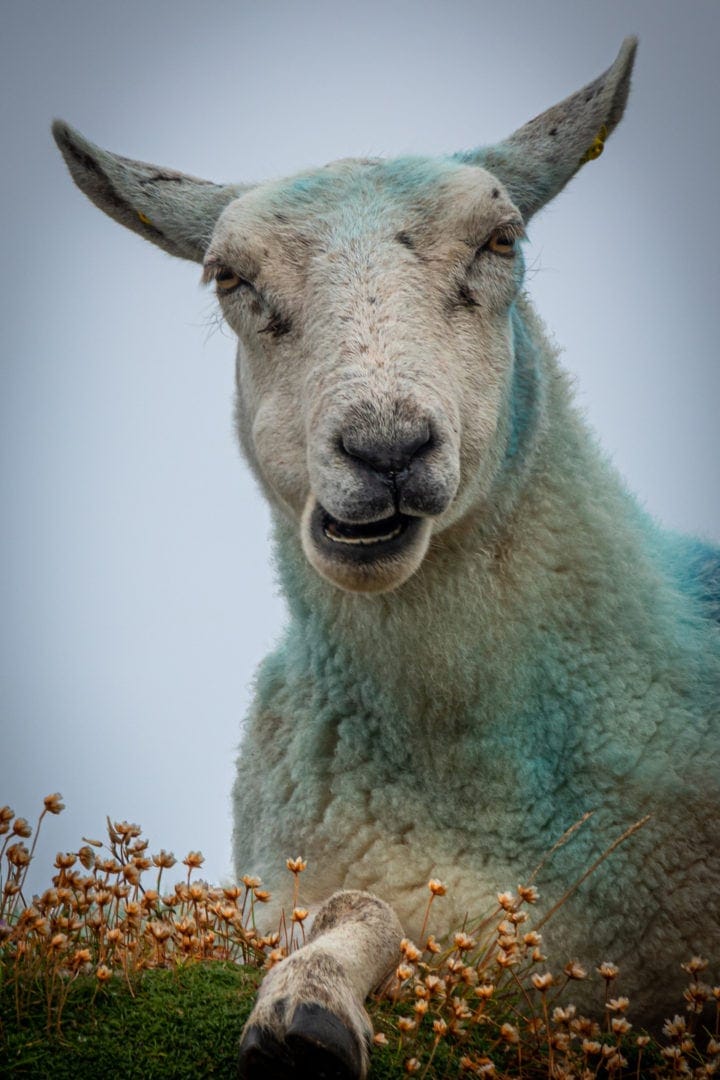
[340,423,432,479]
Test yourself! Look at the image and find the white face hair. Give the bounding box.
[205,161,524,593]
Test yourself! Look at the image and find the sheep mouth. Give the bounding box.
[311,503,422,562]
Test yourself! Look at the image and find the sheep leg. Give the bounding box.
[238,890,404,1079]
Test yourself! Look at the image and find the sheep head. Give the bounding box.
[53,38,637,593]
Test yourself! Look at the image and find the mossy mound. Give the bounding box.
[1,963,261,1078]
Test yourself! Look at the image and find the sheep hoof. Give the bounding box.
[286,1003,364,1078]
[237,1024,293,1079]
[238,1004,364,1079]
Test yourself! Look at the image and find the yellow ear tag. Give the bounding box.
[137,210,153,226]
[580,124,608,165]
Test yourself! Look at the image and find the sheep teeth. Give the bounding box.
[324,523,403,545]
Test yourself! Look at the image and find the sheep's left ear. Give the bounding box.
[459,37,637,221]
[52,121,248,263]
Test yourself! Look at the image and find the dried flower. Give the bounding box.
[663,1015,687,1040]
[122,864,141,885]
[681,956,709,975]
[54,852,77,870]
[398,1016,416,1033]
[564,961,587,980]
[12,817,32,838]
[152,849,177,869]
[597,962,619,981]
[427,879,447,896]
[286,856,307,873]
[7,843,30,867]
[146,921,172,942]
[531,972,554,991]
[44,793,65,815]
[400,938,421,962]
[77,845,96,869]
[68,947,91,969]
[684,981,711,1013]
[183,851,204,869]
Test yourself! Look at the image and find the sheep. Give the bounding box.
[53,35,719,1079]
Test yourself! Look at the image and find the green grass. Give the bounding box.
[1,962,262,1078]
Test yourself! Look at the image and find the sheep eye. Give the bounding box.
[215,268,248,293]
[485,233,516,257]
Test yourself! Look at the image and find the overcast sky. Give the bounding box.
[2,0,718,900]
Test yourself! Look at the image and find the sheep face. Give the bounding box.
[205,159,524,592]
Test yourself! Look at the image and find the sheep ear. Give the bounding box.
[52,121,248,263]
[460,37,638,221]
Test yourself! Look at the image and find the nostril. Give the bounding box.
[340,423,432,477]
[404,424,432,462]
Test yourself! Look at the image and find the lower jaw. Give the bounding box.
[301,500,433,593]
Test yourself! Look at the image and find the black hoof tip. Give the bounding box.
[286,1003,364,1079]
[238,1024,293,1080]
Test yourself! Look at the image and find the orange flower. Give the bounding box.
[564,961,587,980]
[597,962,619,981]
[44,793,65,815]
[400,938,421,962]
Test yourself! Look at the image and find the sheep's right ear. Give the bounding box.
[52,121,248,263]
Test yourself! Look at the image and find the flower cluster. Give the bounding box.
[374,879,720,1078]
[0,796,311,1032]
[2,798,719,1078]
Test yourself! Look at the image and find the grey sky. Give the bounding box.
[2,0,718,898]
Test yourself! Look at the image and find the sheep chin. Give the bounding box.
[300,498,432,594]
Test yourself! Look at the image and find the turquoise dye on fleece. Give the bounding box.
[233,244,719,1023]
